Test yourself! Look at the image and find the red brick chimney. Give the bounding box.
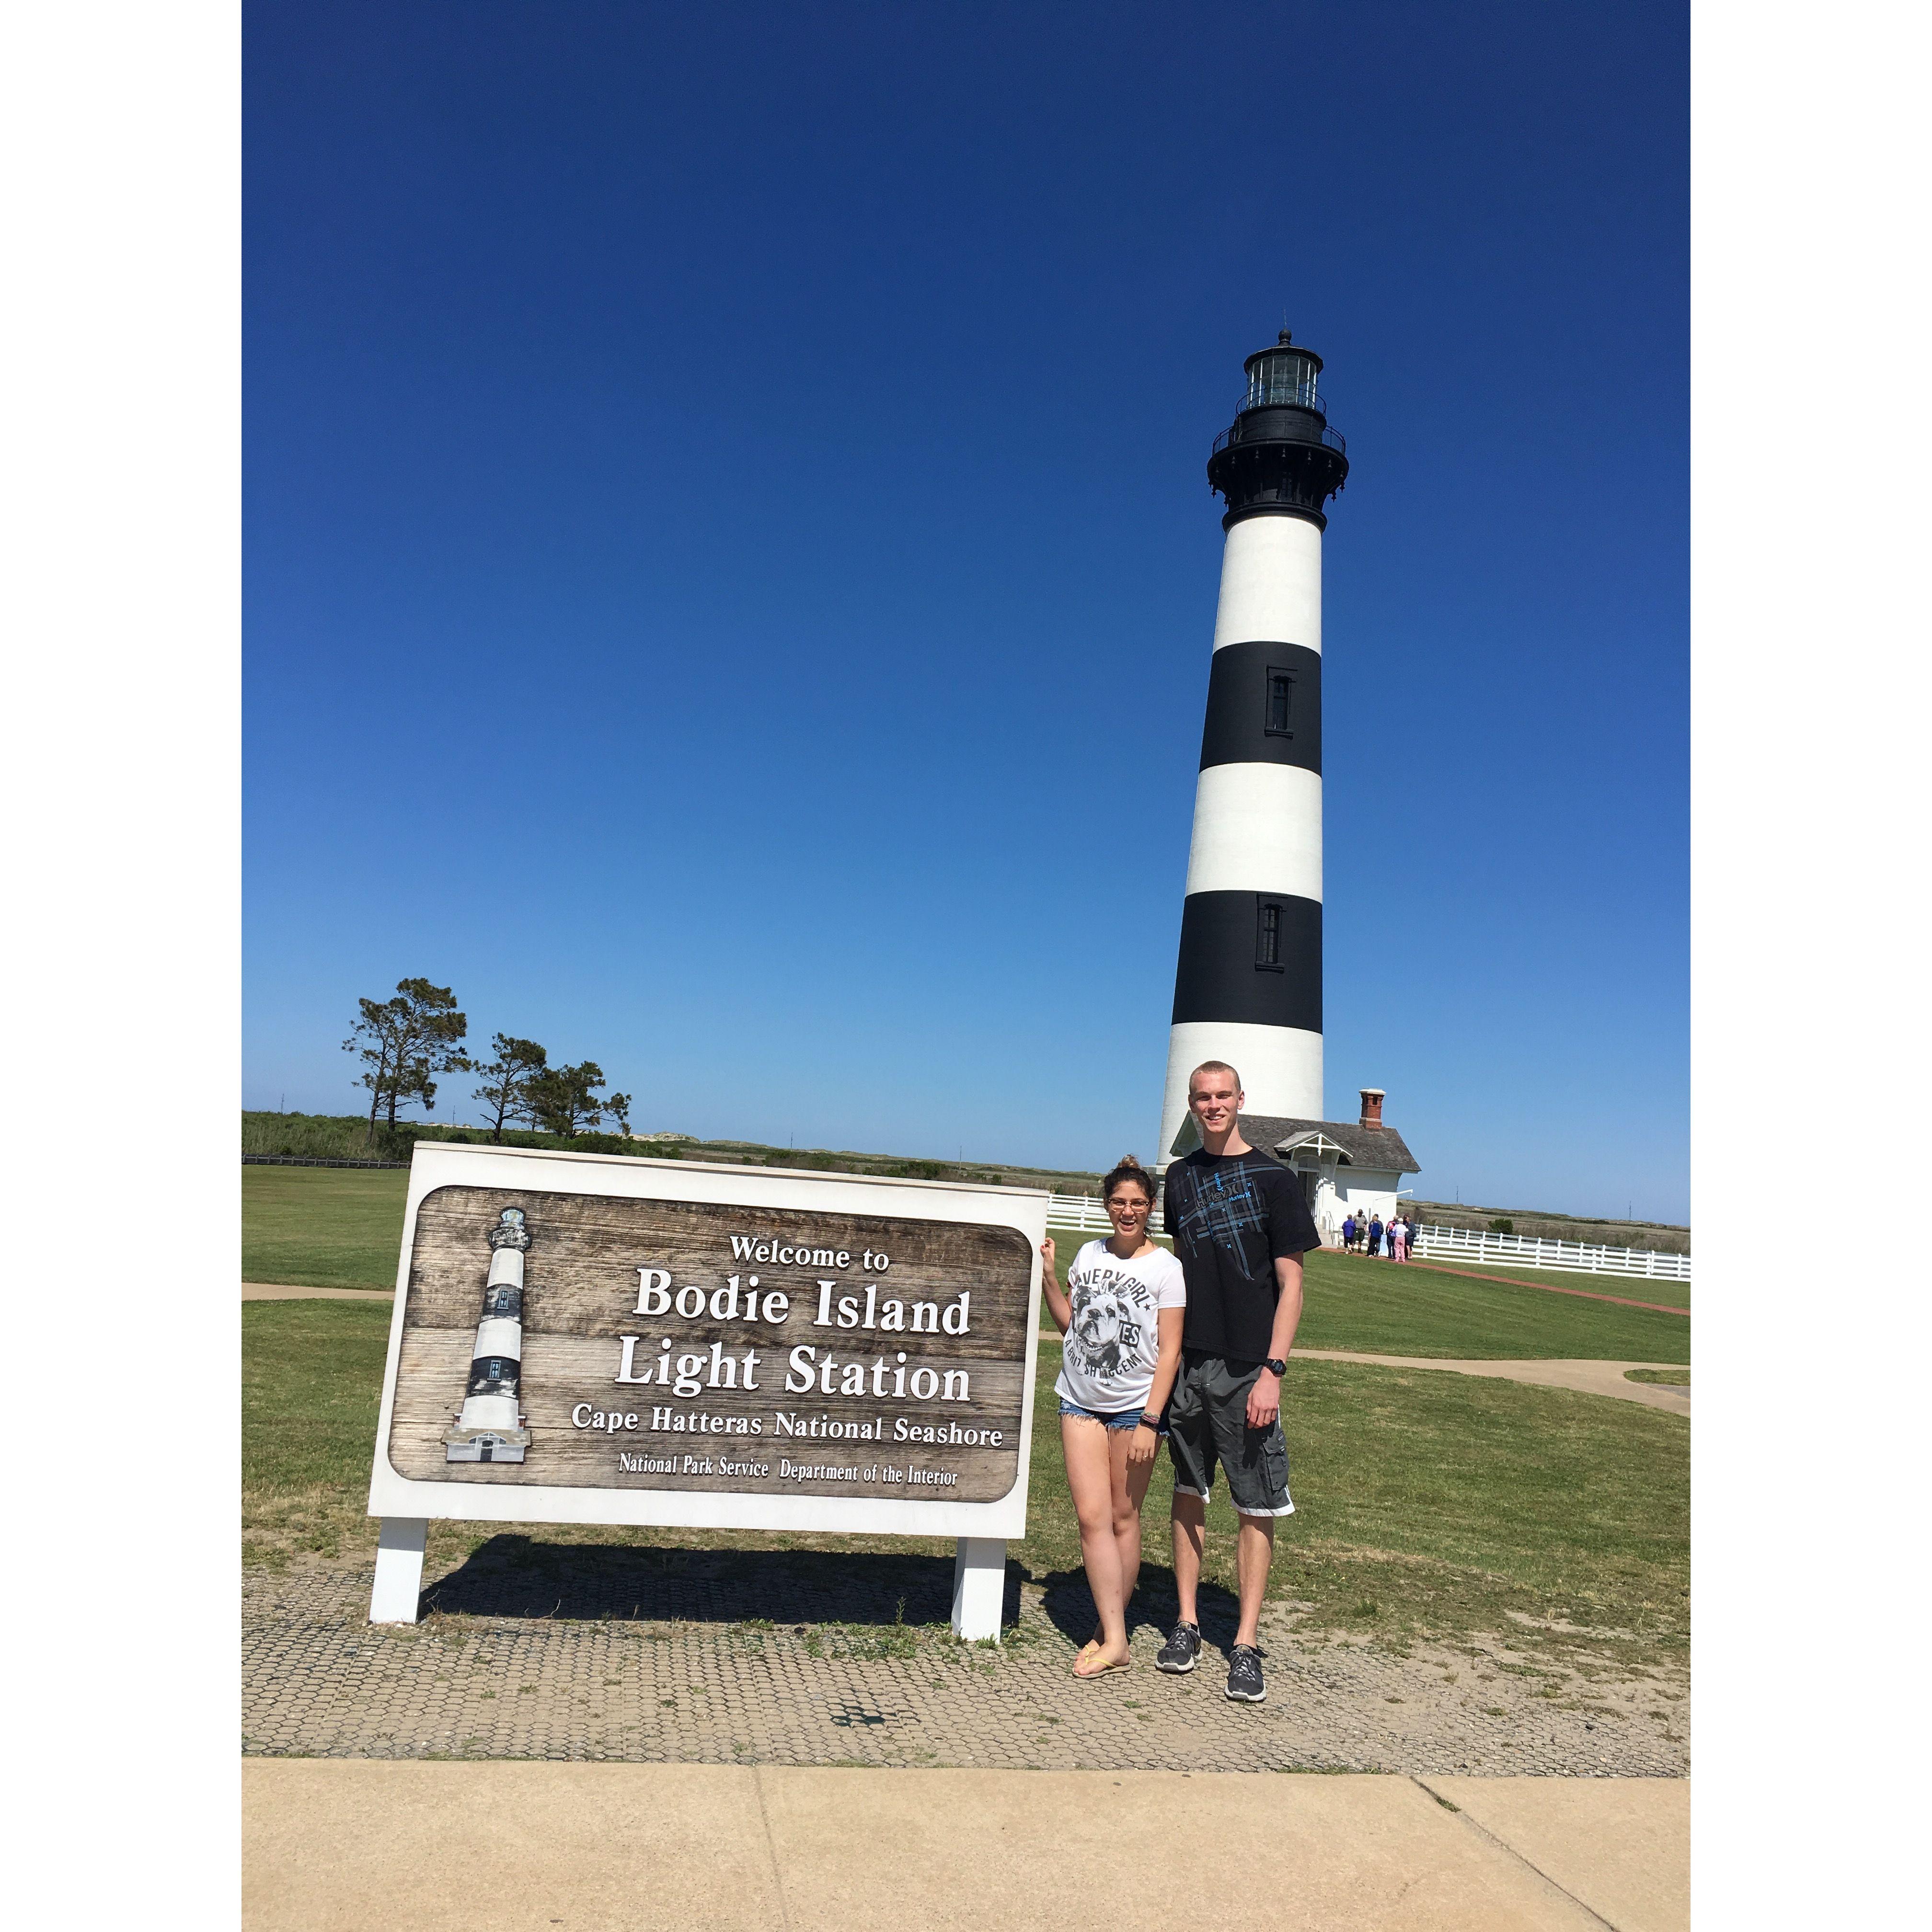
[1358,1088,1385,1130]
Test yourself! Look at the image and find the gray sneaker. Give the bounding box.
[1155,1621,1201,1674]
[1224,1644,1266,1702]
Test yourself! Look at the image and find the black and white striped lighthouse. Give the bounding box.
[444,1206,533,1462]
[1158,329,1349,1162]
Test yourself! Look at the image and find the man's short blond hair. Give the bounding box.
[1188,1059,1242,1094]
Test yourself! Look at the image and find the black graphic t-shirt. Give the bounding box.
[1163,1146,1321,1363]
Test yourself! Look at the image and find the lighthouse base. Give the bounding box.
[1158,1020,1322,1166]
[444,1426,531,1463]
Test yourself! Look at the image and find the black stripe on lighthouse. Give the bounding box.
[1170,891,1322,1030]
[467,1356,523,1397]
[1197,640,1322,773]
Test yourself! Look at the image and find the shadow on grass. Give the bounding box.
[420,1534,1022,1631]
[1033,1562,1243,1655]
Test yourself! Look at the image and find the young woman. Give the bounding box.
[1039,1156,1185,1679]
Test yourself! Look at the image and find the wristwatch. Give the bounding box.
[1263,1357,1287,1377]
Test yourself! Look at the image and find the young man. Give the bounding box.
[1156,1061,1320,1702]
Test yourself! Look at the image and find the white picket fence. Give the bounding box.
[1045,1196,1689,1284]
[1410,1222,1690,1283]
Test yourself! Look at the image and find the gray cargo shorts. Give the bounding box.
[1166,1349,1295,1518]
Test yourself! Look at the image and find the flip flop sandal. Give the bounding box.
[1073,1652,1131,1679]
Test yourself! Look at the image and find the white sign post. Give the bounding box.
[366,1142,1048,1641]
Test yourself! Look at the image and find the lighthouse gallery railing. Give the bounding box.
[1212,420,1347,457]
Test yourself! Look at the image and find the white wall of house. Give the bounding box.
[1282,1161,1409,1244]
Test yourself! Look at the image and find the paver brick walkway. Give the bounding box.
[244,1549,1686,1778]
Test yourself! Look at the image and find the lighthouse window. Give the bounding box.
[1245,350,1320,411]
[1256,899,1284,970]
[486,1359,503,1381]
[1265,668,1294,736]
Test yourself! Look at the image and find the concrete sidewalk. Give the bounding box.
[1297,1351,1689,1416]
[244,1760,1685,1932]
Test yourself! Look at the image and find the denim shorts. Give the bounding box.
[1058,1398,1167,1434]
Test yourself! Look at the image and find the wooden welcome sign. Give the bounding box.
[367,1142,1048,1637]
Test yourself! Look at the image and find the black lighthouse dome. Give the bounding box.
[1206,329,1349,530]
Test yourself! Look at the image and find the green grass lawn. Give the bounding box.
[244,1300,1687,1668]
[1046,1230,1688,1364]
[1294,1249,1689,1362]
[246,1168,1690,1366]
[243,1167,409,1288]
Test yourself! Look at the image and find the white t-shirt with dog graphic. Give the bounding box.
[1054,1240,1188,1416]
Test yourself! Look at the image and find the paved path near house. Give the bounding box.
[1296,1352,1689,1416]
[243,1282,393,1300]
[244,1759,1687,1932]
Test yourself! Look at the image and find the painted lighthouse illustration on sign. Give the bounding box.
[1158,330,1350,1163]
[444,1206,533,1463]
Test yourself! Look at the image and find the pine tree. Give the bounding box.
[342,979,472,1143]
[472,1035,549,1143]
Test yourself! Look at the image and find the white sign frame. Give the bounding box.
[366,1141,1049,1639]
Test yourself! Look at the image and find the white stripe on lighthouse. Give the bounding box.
[1182,763,1323,900]
[1160,1022,1323,1155]
[472,1315,523,1359]
[461,1393,522,1430]
[1211,516,1322,651]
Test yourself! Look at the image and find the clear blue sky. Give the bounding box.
[244,0,1688,1221]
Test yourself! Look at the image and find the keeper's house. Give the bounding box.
[1168,1087,1419,1246]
